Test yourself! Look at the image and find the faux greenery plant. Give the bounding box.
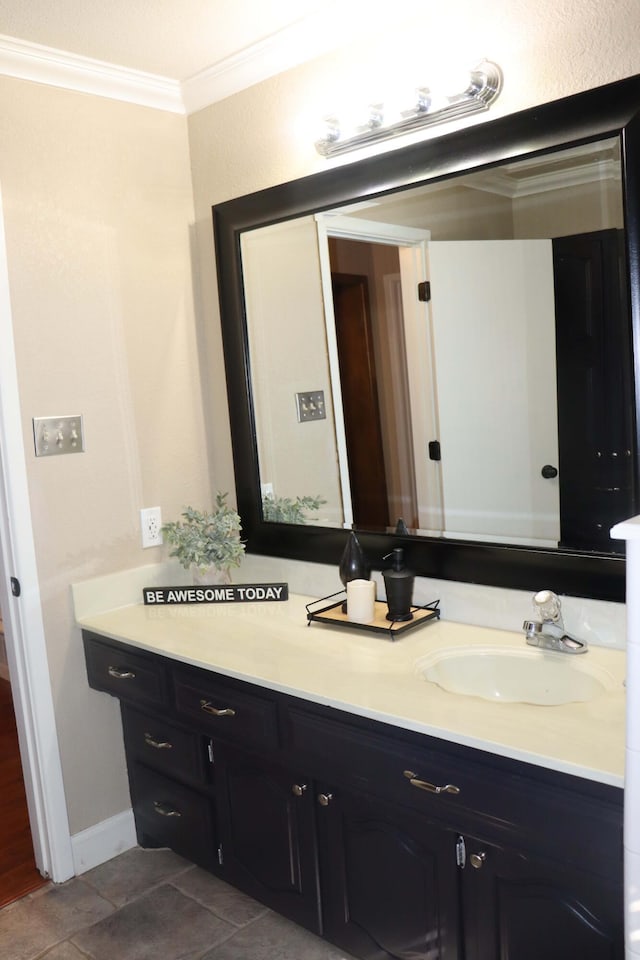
[261,493,326,524]
[163,494,245,577]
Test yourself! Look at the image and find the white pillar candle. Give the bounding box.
[346,578,376,624]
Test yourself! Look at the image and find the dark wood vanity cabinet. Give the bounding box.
[460,835,623,960]
[317,783,462,958]
[213,744,322,932]
[82,630,624,959]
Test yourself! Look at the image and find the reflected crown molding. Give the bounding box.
[462,142,622,198]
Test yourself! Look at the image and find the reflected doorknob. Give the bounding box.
[541,464,558,479]
[470,851,487,869]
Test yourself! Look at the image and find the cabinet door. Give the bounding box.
[317,785,461,960]
[215,745,322,934]
[460,834,623,960]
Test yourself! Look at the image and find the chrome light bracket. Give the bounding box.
[315,60,503,158]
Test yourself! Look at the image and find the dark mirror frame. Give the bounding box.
[213,76,640,603]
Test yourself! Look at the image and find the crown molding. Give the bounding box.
[0,11,355,116]
[0,34,184,113]
[181,14,348,115]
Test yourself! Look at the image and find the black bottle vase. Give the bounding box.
[383,547,414,622]
[339,532,370,610]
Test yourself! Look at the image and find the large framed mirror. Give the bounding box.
[213,76,640,602]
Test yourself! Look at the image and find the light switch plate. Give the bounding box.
[33,416,84,457]
[295,390,326,422]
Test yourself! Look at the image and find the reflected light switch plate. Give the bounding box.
[33,415,85,457]
[295,391,326,422]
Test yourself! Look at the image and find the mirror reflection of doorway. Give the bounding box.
[331,273,390,528]
[329,236,419,530]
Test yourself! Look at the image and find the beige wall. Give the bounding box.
[2,0,640,844]
[0,78,209,831]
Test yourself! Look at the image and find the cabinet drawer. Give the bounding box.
[174,668,279,750]
[83,633,168,709]
[288,705,480,818]
[121,704,210,786]
[131,762,217,869]
[287,706,623,878]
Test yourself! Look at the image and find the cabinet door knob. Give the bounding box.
[470,851,487,869]
[153,800,182,818]
[318,793,333,806]
[292,783,308,797]
[403,770,461,795]
[107,665,136,680]
[144,733,173,750]
[200,699,236,717]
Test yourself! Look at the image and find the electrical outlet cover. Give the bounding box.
[141,507,163,548]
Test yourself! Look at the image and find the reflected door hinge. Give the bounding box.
[10,577,21,597]
[207,741,214,765]
[456,835,466,869]
[417,280,431,302]
[428,440,441,462]
[217,843,224,865]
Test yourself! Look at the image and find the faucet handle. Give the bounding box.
[532,589,562,624]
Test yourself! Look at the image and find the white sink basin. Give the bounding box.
[416,645,619,706]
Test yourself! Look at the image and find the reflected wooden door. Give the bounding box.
[332,273,390,529]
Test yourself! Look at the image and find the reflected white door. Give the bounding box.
[428,239,560,545]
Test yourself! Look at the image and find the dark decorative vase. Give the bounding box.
[339,532,370,610]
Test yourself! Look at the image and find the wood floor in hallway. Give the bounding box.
[0,677,47,908]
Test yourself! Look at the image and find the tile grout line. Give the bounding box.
[166,878,272,930]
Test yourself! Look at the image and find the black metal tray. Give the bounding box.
[306,591,440,641]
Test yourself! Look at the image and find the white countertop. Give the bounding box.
[76,591,626,789]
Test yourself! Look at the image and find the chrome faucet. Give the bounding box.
[522,590,588,654]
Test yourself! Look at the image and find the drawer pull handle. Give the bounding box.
[403,770,461,796]
[292,783,308,797]
[153,800,181,818]
[318,793,333,807]
[200,699,236,718]
[144,733,173,750]
[107,666,136,680]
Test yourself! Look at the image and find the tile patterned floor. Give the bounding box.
[0,847,358,960]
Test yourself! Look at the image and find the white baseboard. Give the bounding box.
[71,808,137,875]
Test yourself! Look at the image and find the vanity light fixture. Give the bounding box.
[315,59,502,157]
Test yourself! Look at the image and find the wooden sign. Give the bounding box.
[143,582,289,605]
